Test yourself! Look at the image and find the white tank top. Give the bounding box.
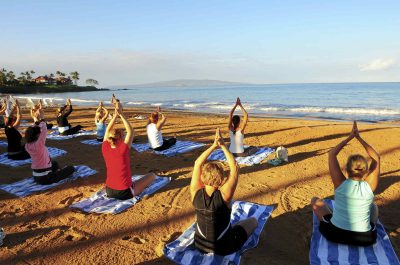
[229,130,244,153]
[147,123,163,149]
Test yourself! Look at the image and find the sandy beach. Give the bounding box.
[0,106,399,265]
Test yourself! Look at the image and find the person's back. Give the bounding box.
[25,122,51,170]
[193,189,231,252]
[229,130,244,154]
[5,126,23,153]
[102,139,132,191]
[147,123,163,149]
[96,121,106,140]
[331,179,374,232]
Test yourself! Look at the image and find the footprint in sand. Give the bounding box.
[122,235,147,244]
[58,193,83,205]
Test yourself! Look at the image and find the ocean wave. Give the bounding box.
[127,101,145,105]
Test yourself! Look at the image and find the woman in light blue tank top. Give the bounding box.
[311,121,380,246]
[95,102,109,142]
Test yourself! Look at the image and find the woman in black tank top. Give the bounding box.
[4,99,30,160]
[190,128,258,255]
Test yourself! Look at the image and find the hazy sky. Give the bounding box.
[1,0,399,86]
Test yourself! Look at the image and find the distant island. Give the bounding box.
[0,68,107,94]
[112,79,252,88]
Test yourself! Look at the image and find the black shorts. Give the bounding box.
[319,214,377,246]
[106,186,134,200]
[195,224,248,256]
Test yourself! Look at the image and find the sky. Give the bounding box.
[1,0,399,87]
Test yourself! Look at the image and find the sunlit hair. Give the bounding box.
[149,112,159,124]
[201,162,226,187]
[231,115,240,134]
[107,128,124,145]
[346,154,368,178]
[25,126,41,143]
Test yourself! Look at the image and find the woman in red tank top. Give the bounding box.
[102,97,155,200]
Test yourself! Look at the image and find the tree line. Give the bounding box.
[0,68,99,86]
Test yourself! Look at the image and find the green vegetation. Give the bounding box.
[0,68,105,94]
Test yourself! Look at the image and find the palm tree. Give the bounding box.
[86,78,99,86]
[0,68,6,85]
[70,71,80,85]
[6,71,16,85]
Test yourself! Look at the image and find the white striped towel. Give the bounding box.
[310,199,399,265]
[80,139,102,146]
[164,201,274,265]
[0,147,66,167]
[47,130,96,140]
[208,147,274,165]
[0,141,7,148]
[70,175,171,214]
[0,165,96,197]
[132,140,205,157]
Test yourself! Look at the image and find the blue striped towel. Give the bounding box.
[0,141,7,148]
[208,147,274,165]
[80,139,102,146]
[310,199,400,265]
[132,140,205,157]
[164,201,274,265]
[70,175,171,214]
[0,147,66,167]
[47,130,96,140]
[0,165,96,197]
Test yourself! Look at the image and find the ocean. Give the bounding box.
[8,82,400,122]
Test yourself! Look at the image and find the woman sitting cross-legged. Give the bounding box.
[190,128,258,255]
[56,98,83,135]
[146,106,176,151]
[311,121,380,246]
[228,97,257,157]
[4,99,31,160]
[95,101,109,142]
[25,109,75,185]
[102,100,155,200]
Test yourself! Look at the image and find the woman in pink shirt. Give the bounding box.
[25,108,75,185]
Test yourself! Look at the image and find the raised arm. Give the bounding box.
[13,100,22,129]
[218,131,239,202]
[190,129,220,201]
[237,98,248,132]
[63,99,73,117]
[117,102,134,147]
[100,107,109,123]
[103,110,118,142]
[228,99,239,131]
[328,123,356,189]
[354,123,380,191]
[156,111,167,131]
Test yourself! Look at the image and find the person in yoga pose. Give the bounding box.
[25,109,75,185]
[56,98,83,135]
[94,101,109,142]
[0,98,6,128]
[31,99,53,129]
[311,121,380,246]
[146,106,176,151]
[190,128,258,255]
[228,97,257,157]
[3,99,31,160]
[103,99,155,200]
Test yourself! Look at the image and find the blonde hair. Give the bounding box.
[346,154,368,178]
[201,162,226,187]
[108,128,124,145]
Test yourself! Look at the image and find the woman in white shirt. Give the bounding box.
[146,107,176,151]
[228,98,257,157]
